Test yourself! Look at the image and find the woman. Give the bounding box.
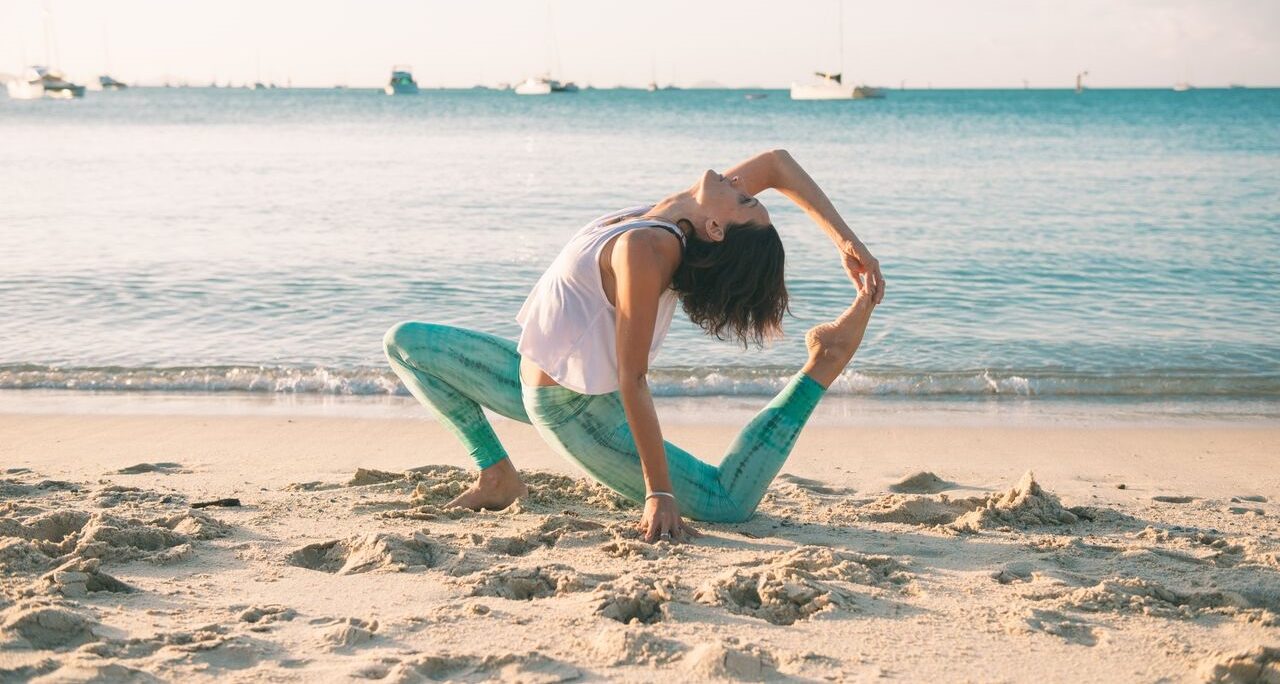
[384,149,883,543]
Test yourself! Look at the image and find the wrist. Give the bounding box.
[645,491,675,502]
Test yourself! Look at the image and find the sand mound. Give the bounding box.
[775,473,851,495]
[0,659,59,681]
[588,628,684,666]
[600,539,660,560]
[860,495,975,526]
[694,546,910,625]
[72,512,192,563]
[237,604,297,625]
[0,510,216,567]
[531,514,608,545]
[19,510,93,544]
[593,575,672,624]
[1007,607,1098,646]
[288,531,440,575]
[889,470,953,494]
[0,538,54,574]
[682,641,778,681]
[1046,577,1252,619]
[519,470,635,511]
[465,564,588,600]
[348,468,403,487]
[383,652,580,683]
[92,484,181,508]
[321,617,379,650]
[1198,646,1280,683]
[152,511,232,540]
[81,624,230,660]
[861,471,1080,533]
[0,600,99,650]
[36,558,133,598]
[116,462,185,475]
[950,471,1079,532]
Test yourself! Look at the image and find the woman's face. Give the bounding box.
[692,169,770,241]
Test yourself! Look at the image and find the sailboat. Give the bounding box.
[516,2,576,95]
[6,4,85,99]
[790,1,882,100]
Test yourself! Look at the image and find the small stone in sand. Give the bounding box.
[1153,495,1197,504]
[116,462,185,475]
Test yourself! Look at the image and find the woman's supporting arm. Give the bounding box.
[724,149,884,303]
[611,229,698,542]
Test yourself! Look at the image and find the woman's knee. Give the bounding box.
[383,321,439,363]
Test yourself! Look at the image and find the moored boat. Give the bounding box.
[384,66,419,95]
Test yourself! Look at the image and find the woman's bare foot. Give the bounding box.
[802,293,877,389]
[446,459,529,511]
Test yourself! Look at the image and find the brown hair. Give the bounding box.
[671,221,789,347]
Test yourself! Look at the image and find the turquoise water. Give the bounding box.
[2,87,1278,411]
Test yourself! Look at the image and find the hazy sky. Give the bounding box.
[4,0,1278,88]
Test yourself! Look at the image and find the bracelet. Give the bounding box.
[645,491,676,501]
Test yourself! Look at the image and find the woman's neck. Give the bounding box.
[645,191,702,239]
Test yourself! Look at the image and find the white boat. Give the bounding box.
[384,65,419,95]
[6,66,84,99]
[515,76,552,95]
[789,1,883,101]
[1173,81,1193,92]
[790,72,882,100]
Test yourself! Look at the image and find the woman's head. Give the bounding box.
[689,170,771,242]
[671,217,789,348]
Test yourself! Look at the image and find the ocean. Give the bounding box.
[2,87,1278,419]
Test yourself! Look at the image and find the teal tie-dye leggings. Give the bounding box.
[383,321,826,523]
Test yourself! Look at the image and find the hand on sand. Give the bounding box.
[639,495,701,544]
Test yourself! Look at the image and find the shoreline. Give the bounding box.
[0,388,1275,428]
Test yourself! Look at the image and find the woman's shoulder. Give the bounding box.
[611,226,683,272]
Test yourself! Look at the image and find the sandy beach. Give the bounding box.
[2,405,1277,682]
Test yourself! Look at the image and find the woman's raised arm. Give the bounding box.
[723,149,884,303]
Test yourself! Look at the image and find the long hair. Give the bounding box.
[670,221,789,348]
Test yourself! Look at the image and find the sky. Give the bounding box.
[3,0,1278,89]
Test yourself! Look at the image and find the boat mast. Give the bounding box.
[838,0,844,79]
[43,1,55,68]
[546,1,562,79]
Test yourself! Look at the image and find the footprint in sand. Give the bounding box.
[1009,607,1099,647]
[287,531,442,575]
[694,546,912,626]
[371,652,580,683]
[588,628,685,666]
[464,564,594,600]
[683,641,778,681]
[593,575,673,624]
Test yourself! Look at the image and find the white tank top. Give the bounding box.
[516,205,686,395]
